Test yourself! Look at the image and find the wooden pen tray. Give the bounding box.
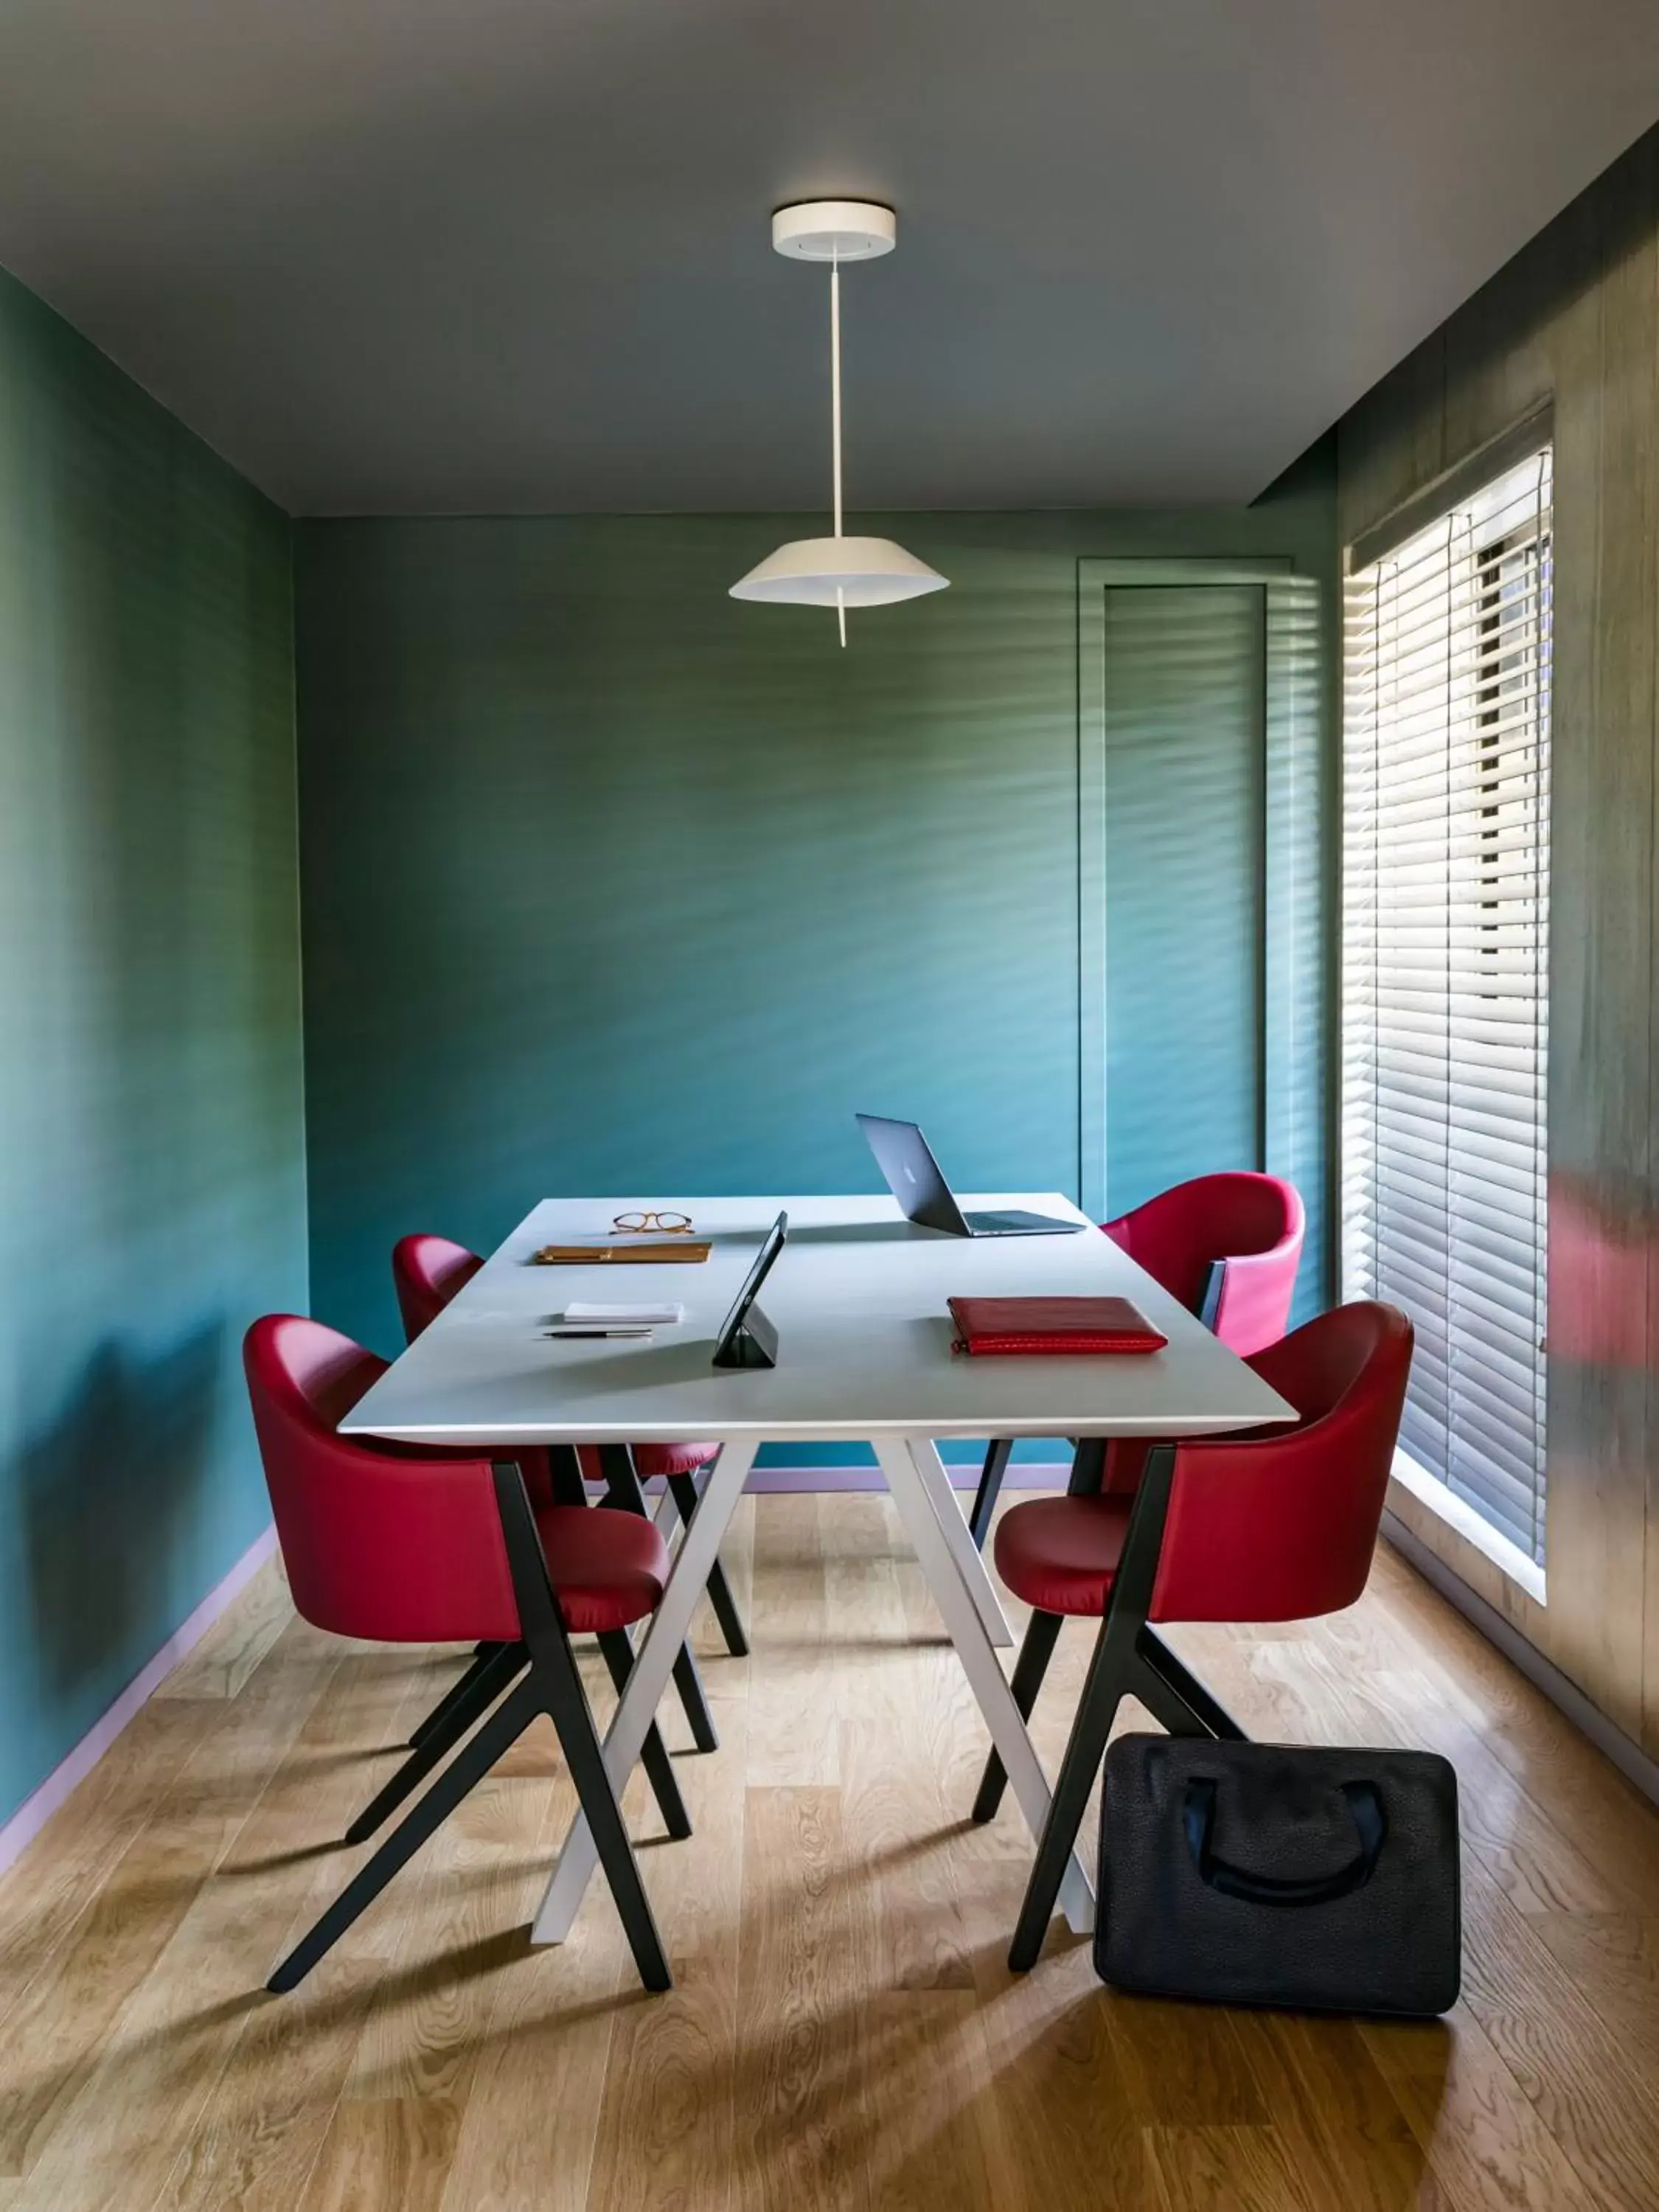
[530,1240,712,1265]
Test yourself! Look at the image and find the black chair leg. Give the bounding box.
[667,1470,748,1657]
[968,1439,1013,1549]
[971,1609,1062,1823]
[349,1638,527,1845]
[535,1598,672,1992]
[1068,1438,1107,1495]
[409,1640,512,1752]
[1006,1443,1181,1972]
[1138,1629,1248,1741]
[599,1445,718,1753]
[270,1458,678,1999]
[270,1676,545,1992]
[495,1457,671,1992]
[546,1444,589,1507]
[1004,1621,1239,1973]
[669,1645,719,1753]
[596,1629,692,1840]
[1008,1619,1137,1972]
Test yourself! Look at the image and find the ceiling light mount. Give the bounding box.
[770,199,897,263]
[731,199,946,644]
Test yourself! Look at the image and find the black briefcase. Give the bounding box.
[1095,1735,1461,2017]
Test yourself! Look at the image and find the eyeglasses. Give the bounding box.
[611,1211,695,1234]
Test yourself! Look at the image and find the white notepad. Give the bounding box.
[560,1301,685,1326]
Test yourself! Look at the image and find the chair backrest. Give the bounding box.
[1151,1300,1413,1625]
[1103,1172,1305,1357]
[243,1315,521,1645]
[392,1234,560,1508]
[392,1233,484,1344]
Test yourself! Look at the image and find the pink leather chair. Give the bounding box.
[394,1236,734,1514]
[968,1173,1306,1543]
[393,1234,746,1759]
[1104,1172,1307,1355]
[979,1300,1411,1969]
[245,1315,685,1992]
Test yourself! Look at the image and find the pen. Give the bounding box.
[543,1326,654,1340]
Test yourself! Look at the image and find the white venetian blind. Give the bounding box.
[1342,443,1552,1568]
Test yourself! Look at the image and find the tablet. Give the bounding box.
[711,1210,787,1368]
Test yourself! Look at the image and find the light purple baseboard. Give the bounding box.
[0,1526,279,1879]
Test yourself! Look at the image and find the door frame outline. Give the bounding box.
[1077,557,1320,1228]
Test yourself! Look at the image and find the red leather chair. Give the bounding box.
[968,1173,1307,1545]
[394,1234,748,1756]
[245,1314,686,1992]
[975,1300,1411,1971]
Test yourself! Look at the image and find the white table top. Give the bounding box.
[344,1194,1296,1448]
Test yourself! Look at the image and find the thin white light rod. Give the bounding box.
[832,252,846,644]
[830,254,843,539]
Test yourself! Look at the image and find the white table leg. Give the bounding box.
[531,1436,759,1946]
[872,1436,1093,1933]
[902,1437,1013,1649]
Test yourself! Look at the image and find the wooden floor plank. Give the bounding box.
[829,1509,978,1997]
[155,1555,296,1703]
[132,1648,448,2212]
[1242,2011,1452,2212]
[1108,1992,1274,2130]
[0,1613,346,2184]
[1363,2003,1610,2212]
[434,1895,627,2212]
[582,1686,751,2212]
[437,1665,641,2212]
[1526,1911,1659,2075]
[1366,1545,1659,1915]
[746,1495,838,1785]
[0,1514,1657,2212]
[0,1699,226,2016]
[0,1801,250,2177]
[967,1947,1159,2211]
[9,1641,425,2212]
[1147,2123,1327,2212]
[729,1784,872,2212]
[1456,1876,1659,2209]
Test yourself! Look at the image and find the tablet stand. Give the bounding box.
[711,1301,778,1370]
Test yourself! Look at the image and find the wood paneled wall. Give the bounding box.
[1336,125,1659,1758]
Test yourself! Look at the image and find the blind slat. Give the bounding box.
[1342,443,1551,1568]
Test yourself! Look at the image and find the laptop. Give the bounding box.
[856,1113,1086,1237]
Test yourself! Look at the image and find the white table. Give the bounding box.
[344,1194,1295,1944]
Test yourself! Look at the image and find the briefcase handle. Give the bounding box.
[1183,1776,1387,1907]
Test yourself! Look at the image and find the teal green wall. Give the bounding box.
[0,236,1331,1832]
[296,464,1335,1467]
[0,268,307,1821]
[1099,580,1270,1207]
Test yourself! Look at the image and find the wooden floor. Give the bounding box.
[2,1493,1658,2210]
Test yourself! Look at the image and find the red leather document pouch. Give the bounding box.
[947,1295,1168,1356]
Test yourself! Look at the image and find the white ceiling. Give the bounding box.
[1,0,1656,514]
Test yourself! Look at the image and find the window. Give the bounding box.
[1342,444,1552,1571]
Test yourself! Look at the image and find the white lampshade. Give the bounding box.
[729,535,948,609]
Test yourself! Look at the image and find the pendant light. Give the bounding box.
[730,201,947,645]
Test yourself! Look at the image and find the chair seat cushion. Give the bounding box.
[630,1440,720,1478]
[533,1503,669,1632]
[994,1495,1133,1616]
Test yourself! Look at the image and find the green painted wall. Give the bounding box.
[0,268,306,1821]
[296,462,1335,1466]
[1099,581,1269,1208]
